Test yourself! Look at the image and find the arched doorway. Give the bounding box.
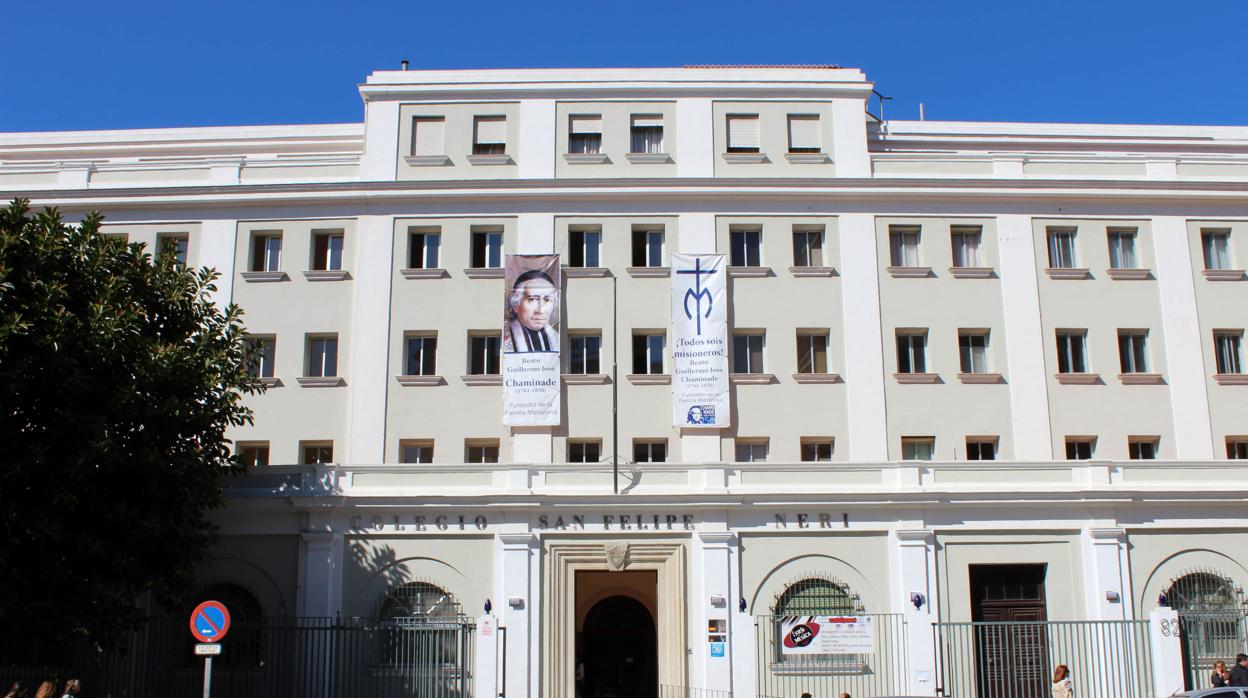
[578,595,657,698]
[1167,571,1247,690]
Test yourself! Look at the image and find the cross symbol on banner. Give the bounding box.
[677,258,716,336]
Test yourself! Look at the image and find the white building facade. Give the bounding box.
[3,66,1248,698]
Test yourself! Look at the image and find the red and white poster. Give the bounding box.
[779,616,875,655]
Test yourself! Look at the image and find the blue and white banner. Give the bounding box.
[502,254,561,426]
[671,253,729,427]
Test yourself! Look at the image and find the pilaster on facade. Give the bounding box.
[518,100,556,179]
[830,97,871,177]
[996,214,1053,460]
[694,531,737,694]
[360,100,401,181]
[840,213,888,460]
[1083,527,1130,621]
[194,219,238,307]
[344,215,395,465]
[891,529,937,695]
[298,528,344,618]
[675,99,715,178]
[496,532,537,698]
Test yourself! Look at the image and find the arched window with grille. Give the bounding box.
[768,577,870,676]
[1166,571,1248,690]
[379,581,462,622]
[774,577,864,616]
[375,580,470,694]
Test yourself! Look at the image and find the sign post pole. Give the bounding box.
[202,655,213,698]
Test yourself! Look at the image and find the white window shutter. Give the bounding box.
[569,115,602,134]
[413,117,445,156]
[727,115,760,149]
[632,115,663,128]
[475,116,507,145]
[788,115,820,150]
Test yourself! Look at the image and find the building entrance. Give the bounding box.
[575,570,658,698]
[970,564,1049,697]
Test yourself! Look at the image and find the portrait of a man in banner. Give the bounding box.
[503,257,560,353]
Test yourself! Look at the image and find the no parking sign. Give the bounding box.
[189,600,231,643]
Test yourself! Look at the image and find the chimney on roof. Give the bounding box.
[401,60,410,71]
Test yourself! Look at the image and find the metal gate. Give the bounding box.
[754,613,908,698]
[1178,610,1248,691]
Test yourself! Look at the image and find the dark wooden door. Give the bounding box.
[971,564,1049,698]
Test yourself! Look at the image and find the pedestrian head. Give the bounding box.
[799,693,811,698]
[4,682,26,698]
[32,682,54,698]
[1238,653,1248,667]
[841,693,851,698]
[1215,660,1227,672]
[61,680,79,696]
[1053,664,1070,682]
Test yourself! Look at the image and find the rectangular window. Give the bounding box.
[792,227,824,267]
[312,230,344,271]
[889,227,921,267]
[1202,229,1232,270]
[404,335,437,376]
[800,438,834,462]
[471,228,504,268]
[787,114,821,153]
[966,439,997,461]
[1047,228,1078,269]
[632,333,665,374]
[1118,331,1149,373]
[237,442,270,467]
[300,442,334,465]
[630,115,664,154]
[950,226,983,268]
[730,228,762,267]
[247,336,276,379]
[408,228,441,269]
[569,228,602,268]
[306,335,338,378]
[959,331,989,374]
[732,333,765,374]
[1107,229,1138,270]
[1227,439,1248,460]
[1215,331,1244,374]
[796,332,829,374]
[632,228,665,267]
[469,335,501,375]
[400,440,434,463]
[472,116,507,155]
[896,332,927,374]
[1129,438,1158,460]
[251,232,282,272]
[902,437,935,461]
[569,334,602,375]
[1065,438,1095,460]
[633,440,667,463]
[568,440,602,463]
[466,441,499,464]
[726,114,760,153]
[735,439,769,463]
[158,233,189,264]
[412,117,446,157]
[1056,331,1088,374]
[568,115,602,154]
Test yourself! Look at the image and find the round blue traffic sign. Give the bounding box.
[189,600,231,643]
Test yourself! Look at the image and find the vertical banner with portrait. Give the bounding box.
[502,254,562,426]
[671,253,730,427]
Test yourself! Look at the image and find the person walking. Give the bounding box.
[58,680,78,698]
[1212,659,1232,687]
[32,682,55,698]
[1052,664,1073,698]
[1230,654,1248,686]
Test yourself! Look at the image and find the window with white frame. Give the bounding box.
[796,332,829,374]
[411,117,446,157]
[1214,331,1243,374]
[730,228,762,267]
[726,114,760,153]
[250,231,282,272]
[465,440,499,463]
[632,228,665,267]
[1047,228,1078,269]
[1227,439,1248,460]
[568,333,602,375]
[792,227,824,267]
[958,331,989,374]
[732,333,765,374]
[472,116,506,155]
[630,115,664,154]
[311,230,344,271]
[966,438,997,461]
[158,233,189,265]
[568,115,602,154]
[950,226,983,268]
[568,440,601,463]
[300,441,334,465]
[305,335,338,378]
[400,440,434,464]
[1117,330,1149,374]
[569,228,602,267]
[408,228,441,269]
[1065,437,1095,460]
[247,336,276,379]
[735,439,769,463]
[470,228,503,268]
[1056,331,1088,374]
[237,442,270,467]
[902,437,934,461]
[1129,437,1158,460]
[469,335,501,375]
[633,440,667,463]
[404,334,437,376]
[889,226,921,267]
[800,438,834,462]
[1107,229,1139,269]
[896,331,928,374]
[787,114,821,153]
[632,333,665,374]
[1202,229,1232,270]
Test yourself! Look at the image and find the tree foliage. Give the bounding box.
[0,199,261,651]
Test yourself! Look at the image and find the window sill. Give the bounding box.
[563,153,610,164]
[792,373,843,384]
[466,154,512,166]
[565,267,610,278]
[1046,267,1091,280]
[400,268,449,279]
[627,374,670,385]
[296,376,345,388]
[887,266,933,278]
[461,374,502,386]
[949,266,996,279]
[1055,372,1102,385]
[789,266,837,278]
[730,373,776,385]
[463,268,504,279]
[253,377,282,388]
[784,152,830,164]
[1202,269,1246,281]
[404,155,451,167]
[625,152,671,164]
[627,266,670,278]
[958,372,1004,384]
[396,375,445,386]
[1213,373,1248,385]
[241,271,289,283]
[1107,268,1153,280]
[303,269,351,282]
[1119,373,1164,385]
[728,266,773,278]
[562,373,610,385]
[722,152,768,164]
[894,372,941,384]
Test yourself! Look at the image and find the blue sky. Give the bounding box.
[2,0,1245,132]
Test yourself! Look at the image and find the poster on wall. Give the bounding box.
[670,253,729,428]
[502,254,561,426]
[779,616,875,655]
